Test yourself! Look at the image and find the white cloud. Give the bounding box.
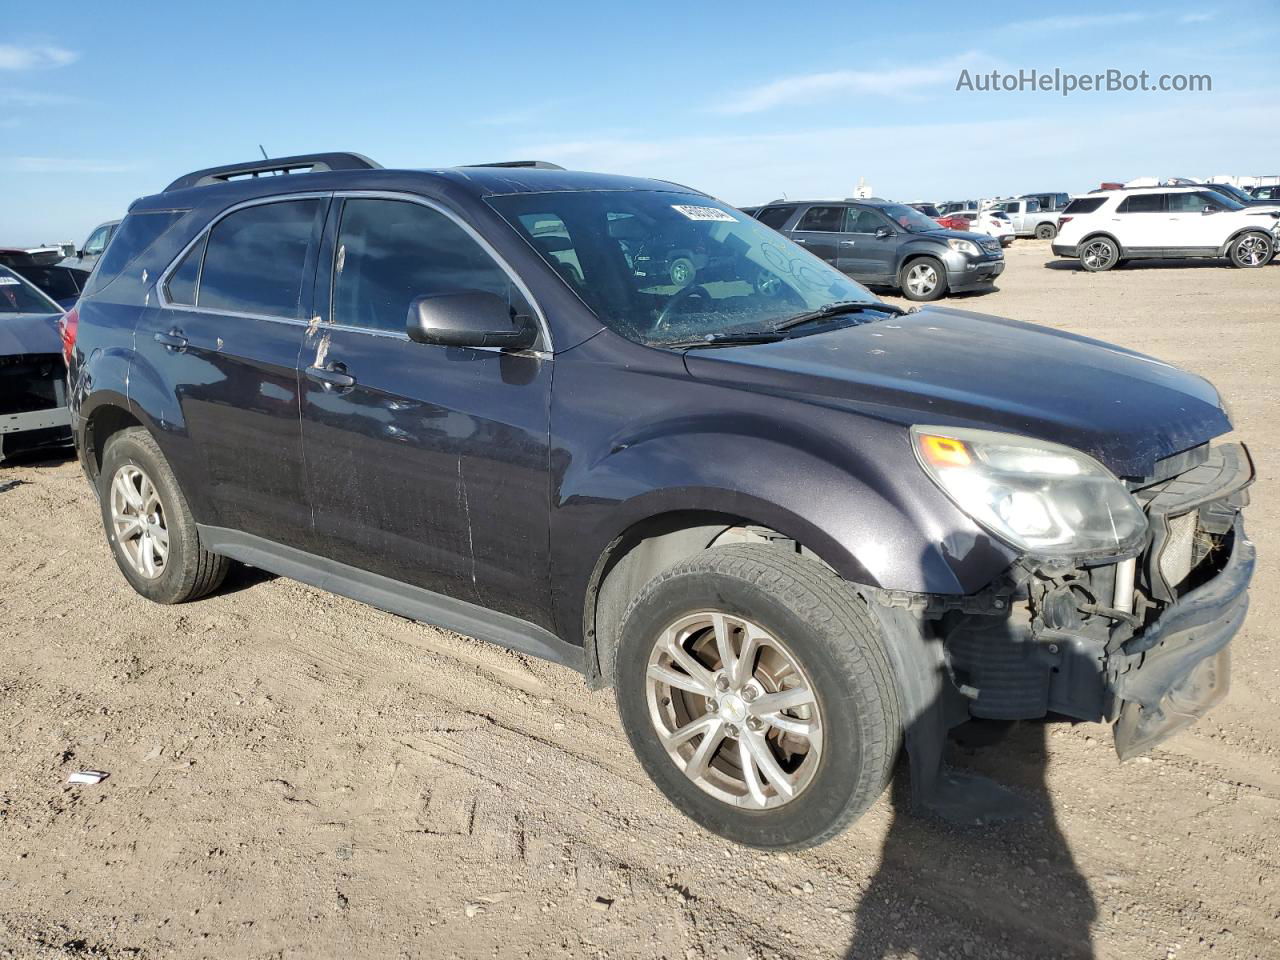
[1179,11,1216,23]
[713,53,988,115]
[1001,11,1149,32]
[0,88,79,106]
[0,44,78,70]
[3,157,139,174]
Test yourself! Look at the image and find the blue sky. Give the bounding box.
[2,1,1277,244]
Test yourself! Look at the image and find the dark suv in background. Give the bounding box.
[66,152,1254,849]
[750,199,1004,300]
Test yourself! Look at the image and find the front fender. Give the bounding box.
[548,339,1018,646]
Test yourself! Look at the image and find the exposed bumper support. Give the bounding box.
[1111,514,1254,759]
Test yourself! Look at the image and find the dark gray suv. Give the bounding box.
[752,200,1005,301]
[66,152,1253,849]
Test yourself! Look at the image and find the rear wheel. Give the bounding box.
[1080,236,1119,272]
[614,545,901,849]
[1229,231,1273,268]
[899,256,948,301]
[1035,222,1057,240]
[99,428,229,604]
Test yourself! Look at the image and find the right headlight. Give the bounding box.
[946,238,981,256]
[911,425,1148,559]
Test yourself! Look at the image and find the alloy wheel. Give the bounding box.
[1082,240,1116,270]
[645,611,824,809]
[109,464,169,579]
[1237,235,1269,266]
[906,263,938,297]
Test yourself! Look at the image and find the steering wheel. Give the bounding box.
[654,283,713,332]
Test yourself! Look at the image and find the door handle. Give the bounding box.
[305,362,356,389]
[839,240,857,246]
[153,330,188,351]
[792,238,807,244]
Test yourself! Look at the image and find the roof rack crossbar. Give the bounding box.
[462,160,565,170]
[164,152,382,192]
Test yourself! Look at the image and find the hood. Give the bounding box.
[0,311,63,357]
[683,307,1230,478]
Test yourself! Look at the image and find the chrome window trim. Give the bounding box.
[327,190,552,353]
[155,191,334,326]
[154,189,553,354]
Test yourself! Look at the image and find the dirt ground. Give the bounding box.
[2,242,1277,960]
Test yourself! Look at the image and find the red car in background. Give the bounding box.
[908,203,969,231]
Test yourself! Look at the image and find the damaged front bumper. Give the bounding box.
[930,442,1255,759]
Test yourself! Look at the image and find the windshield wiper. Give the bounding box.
[774,300,907,332]
[669,331,787,349]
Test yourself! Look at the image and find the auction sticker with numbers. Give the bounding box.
[671,204,737,222]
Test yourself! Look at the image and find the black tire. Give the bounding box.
[669,257,695,286]
[1035,223,1057,240]
[1228,231,1273,268]
[1079,236,1119,272]
[614,544,902,849]
[898,256,948,301]
[98,427,229,604]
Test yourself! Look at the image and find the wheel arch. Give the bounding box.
[1078,230,1123,252]
[582,508,842,688]
[1217,225,1275,256]
[82,402,144,484]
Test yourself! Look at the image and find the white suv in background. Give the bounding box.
[1052,186,1279,271]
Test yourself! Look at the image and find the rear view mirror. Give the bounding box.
[406,291,537,350]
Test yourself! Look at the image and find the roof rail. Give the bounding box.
[462,160,566,170]
[163,152,382,192]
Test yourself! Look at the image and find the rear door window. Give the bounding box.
[198,200,324,318]
[331,197,517,334]
[795,206,846,232]
[1117,194,1166,214]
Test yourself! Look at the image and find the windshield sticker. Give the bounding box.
[0,277,20,285]
[672,204,737,222]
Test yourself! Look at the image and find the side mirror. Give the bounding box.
[875,226,893,239]
[1202,205,1218,215]
[406,291,537,350]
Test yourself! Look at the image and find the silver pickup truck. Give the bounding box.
[990,198,1061,239]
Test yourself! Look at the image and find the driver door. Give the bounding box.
[298,195,556,630]
[839,207,897,281]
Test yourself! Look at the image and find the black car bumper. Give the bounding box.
[1051,242,1078,258]
[948,258,1005,292]
[1110,512,1252,759]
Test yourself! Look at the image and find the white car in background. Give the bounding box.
[1052,185,1279,271]
[950,208,1016,246]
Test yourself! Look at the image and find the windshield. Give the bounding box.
[488,191,874,346]
[913,203,941,218]
[0,266,63,314]
[1210,183,1252,206]
[879,204,943,233]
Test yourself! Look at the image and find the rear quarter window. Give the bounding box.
[755,205,796,229]
[1061,197,1107,215]
[83,210,187,298]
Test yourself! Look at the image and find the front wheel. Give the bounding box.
[899,256,948,301]
[614,545,901,849]
[1229,231,1273,268]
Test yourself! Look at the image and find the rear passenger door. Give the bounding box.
[142,195,327,549]
[787,205,846,267]
[298,194,555,629]
[1115,193,1167,252]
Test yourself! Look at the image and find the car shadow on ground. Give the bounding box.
[1043,257,1231,272]
[840,721,1097,959]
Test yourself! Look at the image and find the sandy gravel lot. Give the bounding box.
[2,242,1277,960]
